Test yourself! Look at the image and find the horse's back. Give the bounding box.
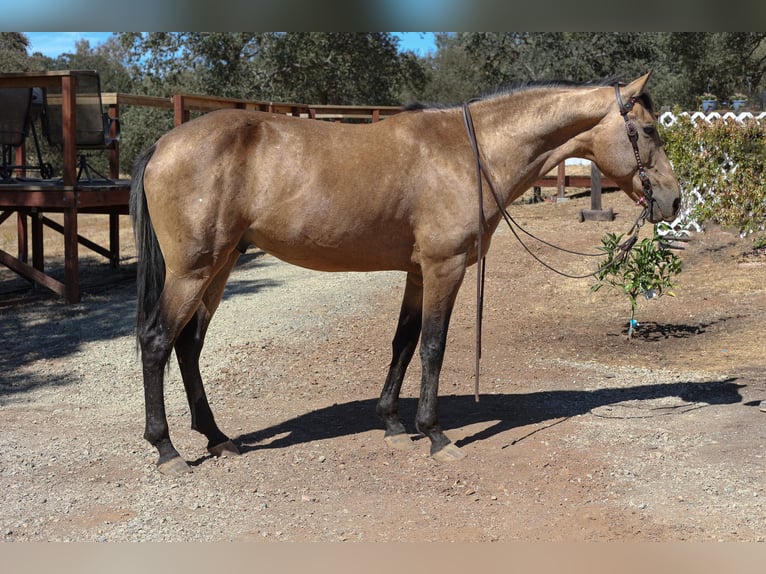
[141,108,462,273]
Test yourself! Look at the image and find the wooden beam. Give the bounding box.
[60,75,77,186]
[63,207,80,303]
[0,248,66,297]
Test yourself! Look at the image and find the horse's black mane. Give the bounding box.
[404,76,655,114]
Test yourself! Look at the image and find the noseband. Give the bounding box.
[614,83,654,208]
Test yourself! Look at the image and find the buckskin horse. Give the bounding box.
[130,72,681,474]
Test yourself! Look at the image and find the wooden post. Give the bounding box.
[14,145,25,178]
[109,212,120,268]
[32,210,43,271]
[107,102,120,179]
[557,162,566,200]
[17,211,28,263]
[107,101,121,269]
[63,200,80,303]
[579,162,614,222]
[591,163,602,211]
[61,75,77,187]
[173,94,189,126]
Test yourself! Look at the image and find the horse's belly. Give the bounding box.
[247,226,416,273]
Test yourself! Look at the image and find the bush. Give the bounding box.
[660,112,766,244]
[591,230,683,338]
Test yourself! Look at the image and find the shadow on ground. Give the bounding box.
[208,378,744,466]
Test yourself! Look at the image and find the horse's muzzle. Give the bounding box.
[648,193,681,223]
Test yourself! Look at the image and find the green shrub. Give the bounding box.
[591,230,683,338]
[660,112,765,243]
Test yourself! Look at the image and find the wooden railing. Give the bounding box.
[170,93,402,126]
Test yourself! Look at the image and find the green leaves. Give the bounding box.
[591,230,683,337]
[660,114,766,245]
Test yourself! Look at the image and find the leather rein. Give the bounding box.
[462,83,655,401]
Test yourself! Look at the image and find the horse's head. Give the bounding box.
[590,72,681,223]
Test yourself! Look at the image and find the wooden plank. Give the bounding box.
[41,216,114,261]
[101,93,173,109]
[63,207,80,303]
[0,189,75,208]
[0,248,66,297]
[0,184,130,209]
[76,188,131,208]
[531,174,618,189]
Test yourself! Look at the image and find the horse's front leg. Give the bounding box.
[416,256,468,462]
[377,271,423,451]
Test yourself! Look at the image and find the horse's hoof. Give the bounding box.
[208,440,240,458]
[157,456,192,475]
[431,443,466,463]
[385,433,416,451]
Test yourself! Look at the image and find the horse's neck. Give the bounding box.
[471,88,609,201]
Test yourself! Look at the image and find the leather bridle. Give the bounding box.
[614,83,654,210]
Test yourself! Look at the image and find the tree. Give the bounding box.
[459,32,661,87]
[417,33,766,111]
[416,33,483,103]
[0,32,34,72]
[267,33,418,105]
[118,32,424,106]
[666,33,766,107]
[50,36,134,93]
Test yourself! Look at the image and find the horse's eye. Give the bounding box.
[643,125,656,136]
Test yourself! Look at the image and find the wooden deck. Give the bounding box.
[0,178,130,303]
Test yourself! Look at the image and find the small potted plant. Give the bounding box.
[699,92,718,112]
[729,92,748,111]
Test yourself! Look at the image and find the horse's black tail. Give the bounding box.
[129,145,163,346]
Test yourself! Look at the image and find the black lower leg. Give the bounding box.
[416,288,460,456]
[175,311,231,450]
[140,325,183,466]
[376,274,422,437]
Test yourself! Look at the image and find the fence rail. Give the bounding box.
[660,110,766,126]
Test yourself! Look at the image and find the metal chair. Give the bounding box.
[0,87,51,180]
[43,71,119,182]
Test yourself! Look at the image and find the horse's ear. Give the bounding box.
[624,71,652,97]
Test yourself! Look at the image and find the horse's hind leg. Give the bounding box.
[140,277,209,475]
[377,272,423,451]
[174,252,241,459]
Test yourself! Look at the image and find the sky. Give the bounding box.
[22,32,438,58]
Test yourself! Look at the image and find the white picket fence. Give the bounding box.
[659,110,766,126]
[655,110,765,239]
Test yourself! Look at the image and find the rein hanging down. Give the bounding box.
[461,84,656,401]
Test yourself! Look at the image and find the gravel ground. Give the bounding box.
[1,252,402,541]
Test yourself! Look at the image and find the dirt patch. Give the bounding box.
[1,191,764,541]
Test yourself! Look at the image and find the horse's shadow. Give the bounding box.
[225,378,743,458]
